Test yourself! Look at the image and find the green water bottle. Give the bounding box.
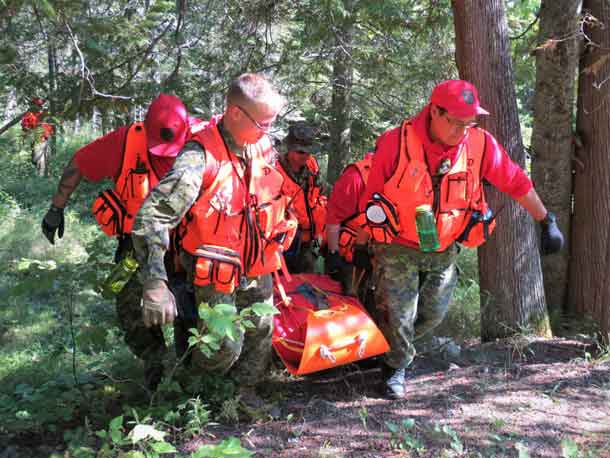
[415,204,440,252]
[101,254,139,299]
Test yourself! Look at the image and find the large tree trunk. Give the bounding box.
[569,0,610,342]
[327,0,354,183]
[531,0,582,314]
[452,0,551,340]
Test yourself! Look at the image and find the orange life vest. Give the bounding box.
[278,156,327,243]
[369,121,494,251]
[92,123,159,236]
[337,155,372,262]
[180,120,297,293]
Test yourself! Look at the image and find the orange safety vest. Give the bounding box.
[180,121,296,293]
[92,123,159,236]
[277,156,327,243]
[337,155,372,262]
[369,121,494,251]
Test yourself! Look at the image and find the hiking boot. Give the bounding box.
[381,364,406,399]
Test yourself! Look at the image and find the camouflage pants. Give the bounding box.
[191,275,274,387]
[179,252,274,386]
[372,243,458,369]
[115,275,167,366]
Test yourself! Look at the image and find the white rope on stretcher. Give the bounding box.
[357,333,367,358]
[319,345,337,364]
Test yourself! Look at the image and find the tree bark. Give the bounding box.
[569,0,610,342]
[531,0,582,313]
[327,0,354,184]
[452,0,551,340]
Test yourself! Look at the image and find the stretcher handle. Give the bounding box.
[319,333,368,363]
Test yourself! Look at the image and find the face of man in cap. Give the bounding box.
[285,124,319,171]
[429,104,477,146]
[428,79,488,146]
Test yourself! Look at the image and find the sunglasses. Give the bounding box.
[237,105,274,132]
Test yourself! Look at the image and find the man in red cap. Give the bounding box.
[42,93,198,390]
[356,80,564,399]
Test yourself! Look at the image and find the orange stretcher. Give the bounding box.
[272,273,389,375]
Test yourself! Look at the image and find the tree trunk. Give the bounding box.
[569,0,610,342]
[452,0,551,340]
[327,0,354,184]
[45,35,58,177]
[531,0,582,314]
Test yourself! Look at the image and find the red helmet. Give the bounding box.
[144,94,189,157]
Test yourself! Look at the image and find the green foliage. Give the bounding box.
[191,437,253,458]
[385,418,425,454]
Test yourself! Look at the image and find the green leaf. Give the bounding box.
[37,0,57,20]
[385,421,398,433]
[214,303,238,316]
[150,441,177,453]
[561,438,580,458]
[123,452,146,458]
[242,319,255,329]
[109,415,123,432]
[207,315,236,340]
[250,302,279,317]
[401,418,415,429]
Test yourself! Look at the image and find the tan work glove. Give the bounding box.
[142,279,177,328]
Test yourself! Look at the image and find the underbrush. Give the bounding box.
[0,128,254,456]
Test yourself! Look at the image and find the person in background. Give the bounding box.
[276,122,328,273]
[21,97,54,176]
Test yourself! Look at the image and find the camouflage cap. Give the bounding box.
[284,122,321,154]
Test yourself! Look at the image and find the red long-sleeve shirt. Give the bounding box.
[361,105,533,247]
[74,116,201,182]
[327,152,374,225]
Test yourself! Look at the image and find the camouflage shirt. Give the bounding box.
[132,121,248,283]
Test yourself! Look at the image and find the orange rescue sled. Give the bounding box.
[273,273,389,375]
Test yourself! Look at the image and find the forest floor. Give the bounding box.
[180,337,610,458]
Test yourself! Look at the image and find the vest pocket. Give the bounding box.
[443,172,470,210]
[193,245,242,294]
[121,168,150,201]
[92,189,129,237]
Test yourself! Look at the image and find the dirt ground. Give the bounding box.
[184,337,610,458]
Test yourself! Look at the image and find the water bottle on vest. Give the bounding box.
[415,204,440,252]
[100,255,139,299]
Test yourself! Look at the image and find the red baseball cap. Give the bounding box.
[144,94,189,157]
[430,80,490,118]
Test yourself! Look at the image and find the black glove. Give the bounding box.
[540,212,564,255]
[41,205,65,245]
[352,244,372,270]
[325,250,343,276]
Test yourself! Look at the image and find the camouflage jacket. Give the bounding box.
[132,121,250,283]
